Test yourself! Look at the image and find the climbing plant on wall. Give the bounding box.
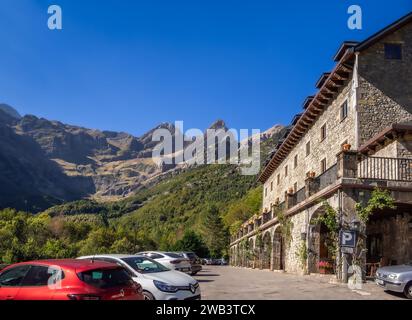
[355,188,396,225]
[274,205,293,246]
[312,200,340,262]
[353,188,396,266]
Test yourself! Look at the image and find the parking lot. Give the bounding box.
[195,266,407,300]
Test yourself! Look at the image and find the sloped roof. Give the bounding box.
[258,11,412,183]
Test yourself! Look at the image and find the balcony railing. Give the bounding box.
[317,164,338,190]
[232,153,412,243]
[358,156,412,182]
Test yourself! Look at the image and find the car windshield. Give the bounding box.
[186,253,197,259]
[164,252,182,258]
[122,257,169,274]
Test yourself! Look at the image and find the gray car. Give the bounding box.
[375,262,412,299]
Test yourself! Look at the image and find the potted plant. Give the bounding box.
[309,171,316,178]
[342,143,351,151]
[288,187,294,195]
[318,261,333,274]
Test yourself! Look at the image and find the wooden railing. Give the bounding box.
[358,156,412,182]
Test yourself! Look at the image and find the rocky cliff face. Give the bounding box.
[0,106,284,211]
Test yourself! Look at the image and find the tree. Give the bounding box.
[172,231,209,257]
[201,205,228,258]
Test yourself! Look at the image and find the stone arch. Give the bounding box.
[272,224,285,270]
[248,238,255,268]
[262,231,272,269]
[308,203,335,274]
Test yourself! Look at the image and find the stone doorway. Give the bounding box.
[272,228,284,270]
[365,203,412,275]
[262,232,272,269]
[309,209,334,274]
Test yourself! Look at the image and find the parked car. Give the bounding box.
[137,251,191,274]
[0,259,143,300]
[0,264,9,271]
[78,254,201,300]
[176,252,202,275]
[375,261,412,299]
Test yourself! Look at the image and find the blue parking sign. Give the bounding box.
[340,230,357,248]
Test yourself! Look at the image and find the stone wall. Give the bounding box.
[358,22,412,146]
[262,81,356,211]
[366,213,412,265]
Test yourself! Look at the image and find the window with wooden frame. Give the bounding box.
[321,158,327,173]
[285,165,288,177]
[320,124,327,141]
[306,141,311,156]
[294,154,298,169]
[277,174,280,185]
[340,100,348,121]
[384,43,402,60]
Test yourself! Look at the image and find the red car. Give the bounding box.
[0,259,143,300]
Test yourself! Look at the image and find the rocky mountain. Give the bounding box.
[0,105,285,212]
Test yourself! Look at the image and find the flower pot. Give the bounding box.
[309,171,316,178]
[342,143,351,151]
[288,188,294,195]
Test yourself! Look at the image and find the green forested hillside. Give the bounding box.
[0,127,287,263]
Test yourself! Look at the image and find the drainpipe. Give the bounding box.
[339,189,349,283]
[353,52,360,150]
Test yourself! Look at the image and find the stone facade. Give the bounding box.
[262,81,356,211]
[358,22,412,146]
[230,15,412,281]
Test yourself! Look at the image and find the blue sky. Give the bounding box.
[0,1,411,136]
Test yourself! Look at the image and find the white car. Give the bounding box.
[78,254,201,300]
[136,251,192,274]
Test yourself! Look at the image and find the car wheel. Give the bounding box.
[191,271,198,276]
[143,291,155,300]
[404,282,412,299]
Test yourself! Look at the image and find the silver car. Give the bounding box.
[375,262,412,299]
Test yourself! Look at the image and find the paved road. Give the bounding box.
[194,266,406,300]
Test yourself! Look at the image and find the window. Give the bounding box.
[265,188,268,197]
[294,155,298,168]
[284,165,288,177]
[0,265,31,287]
[321,158,327,173]
[77,268,132,289]
[21,265,63,287]
[277,174,280,185]
[340,100,348,120]
[270,181,273,191]
[306,141,311,156]
[384,43,402,60]
[147,253,164,260]
[294,182,297,193]
[320,124,327,141]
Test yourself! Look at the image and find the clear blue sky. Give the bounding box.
[0,1,411,136]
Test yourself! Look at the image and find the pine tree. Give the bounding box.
[201,205,228,258]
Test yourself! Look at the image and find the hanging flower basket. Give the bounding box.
[342,143,352,151]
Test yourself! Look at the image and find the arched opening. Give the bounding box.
[262,232,272,269]
[248,238,254,268]
[272,228,285,270]
[309,207,335,274]
[365,203,412,276]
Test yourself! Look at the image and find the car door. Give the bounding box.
[15,265,57,300]
[0,265,31,300]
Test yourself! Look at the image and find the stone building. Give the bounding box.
[229,12,412,281]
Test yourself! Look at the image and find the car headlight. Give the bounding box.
[153,280,178,293]
[388,274,398,280]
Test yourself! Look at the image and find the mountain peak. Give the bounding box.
[0,104,21,119]
[208,119,227,131]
